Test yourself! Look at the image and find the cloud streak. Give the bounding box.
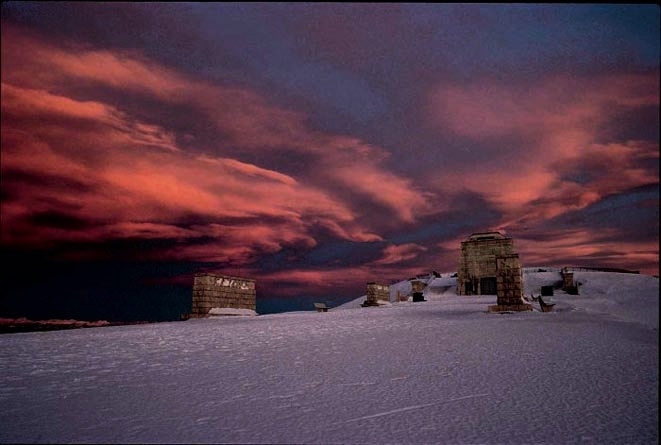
[1,24,427,267]
[426,73,659,222]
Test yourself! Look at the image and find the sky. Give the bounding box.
[0,270,658,443]
[1,3,659,320]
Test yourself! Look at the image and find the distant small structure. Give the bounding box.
[190,273,256,318]
[313,302,329,312]
[410,279,427,302]
[561,268,579,295]
[362,282,390,307]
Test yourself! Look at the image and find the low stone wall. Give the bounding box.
[191,273,256,318]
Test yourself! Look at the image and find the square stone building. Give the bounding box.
[457,231,517,296]
[190,273,256,318]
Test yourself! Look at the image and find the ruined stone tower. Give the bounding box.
[457,231,516,296]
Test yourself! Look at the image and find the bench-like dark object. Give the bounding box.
[538,295,556,313]
[314,303,329,312]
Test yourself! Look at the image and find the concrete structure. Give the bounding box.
[457,231,517,295]
[362,282,390,307]
[190,273,256,318]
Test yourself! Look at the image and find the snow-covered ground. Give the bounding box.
[0,270,657,444]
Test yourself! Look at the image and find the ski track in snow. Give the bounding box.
[0,272,658,444]
[333,393,490,425]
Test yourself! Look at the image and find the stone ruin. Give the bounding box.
[561,268,579,295]
[361,282,390,307]
[457,231,516,296]
[456,231,531,312]
[190,273,256,318]
[487,254,532,313]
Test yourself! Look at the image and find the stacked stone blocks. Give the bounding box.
[457,232,516,296]
[561,269,579,295]
[488,254,531,312]
[496,254,524,305]
[362,282,390,307]
[191,273,256,318]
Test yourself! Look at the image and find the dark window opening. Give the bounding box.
[480,277,497,295]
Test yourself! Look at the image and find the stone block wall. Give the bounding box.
[495,254,523,305]
[488,254,532,312]
[457,232,516,295]
[364,282,390,306]
[561,269,579,295]
[191,273,256,318]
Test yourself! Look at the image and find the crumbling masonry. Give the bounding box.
[457,232,516,295]
[457,231,530,311]
[488,253,531,312]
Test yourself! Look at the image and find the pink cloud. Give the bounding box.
[256,265,404,298]
[101,222,200,240]
[1,82,180,156]
[426,72,659,227]
[514,230,660,277]
[429,74,658,142]
[205,157,297,186]
[4,25,431,223]
[327,165,433,223]
[2,24,424,268]
[256,256,441,298]
[1,24,195,102]
[170,221,318,264]
[373,243,428,265]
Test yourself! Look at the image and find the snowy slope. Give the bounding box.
[0,269,658,444]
